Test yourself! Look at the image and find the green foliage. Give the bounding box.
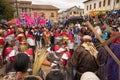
[0,0,14,21]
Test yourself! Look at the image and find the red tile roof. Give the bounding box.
[32,5,59,10]
[83,0,92,3]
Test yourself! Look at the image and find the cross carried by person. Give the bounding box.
[86,21,120,80]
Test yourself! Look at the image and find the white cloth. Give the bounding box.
[74,35,81,46]
[5,35,15,44]
[75,23,81,29]
[27,38,35,46]
[61,53,68,60]
[81,72,100,80]
[55,36,62,44]
[6,50,16,61]
[47,47,51,53]
[56,48,65,53]
[8,50,16,57]
[67,40,74,49]
[117,27,120,32]
[94,26,102,36]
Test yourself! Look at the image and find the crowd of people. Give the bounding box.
[0,10,120,80]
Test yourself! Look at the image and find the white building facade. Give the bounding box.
[58,6,84,23]
[83,0,120,15]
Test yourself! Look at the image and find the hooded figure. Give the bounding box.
[71,35,99,80]
[93,38,108,80]
[107,32,120,80]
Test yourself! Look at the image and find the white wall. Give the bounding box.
[84,0,119,15]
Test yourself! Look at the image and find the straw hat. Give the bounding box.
[82,35,92,42]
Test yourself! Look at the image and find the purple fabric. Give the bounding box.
[97,46,108,80]
[107,44,120,80]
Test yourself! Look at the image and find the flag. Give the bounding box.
[47,19,51,27]
[34,12,38,18]
[41,18,46,26]
[16,18,20,25]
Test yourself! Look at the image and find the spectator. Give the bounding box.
[107,32,120,80]
[3,53,31,80]
[71,35,99,80]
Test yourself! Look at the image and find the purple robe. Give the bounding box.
[107,44,120,80]
[97,46,108,80]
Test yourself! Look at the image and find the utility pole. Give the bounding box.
[16,0,19,17]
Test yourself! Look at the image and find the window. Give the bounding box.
[108,0,111,5]
[25,8,27,12]
[51,13,54,17]
[99,1,101,8]
[80,12,81,15]
[94,3,96,9]
[76,11,79,14]
[22,8,24,12]
[103,0,106,6]
[73,11,76,14]
[29,9,31,12]
[87,6,88,10]
[116,0,119,3]
[90,5,92,10]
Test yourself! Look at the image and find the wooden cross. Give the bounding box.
[86,21,120,65]
[103,22,113,33]
[86,21,120,80]
[97,33,120,47]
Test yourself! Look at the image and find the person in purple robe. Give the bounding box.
[107,32,120,80]
[93,38,108,80]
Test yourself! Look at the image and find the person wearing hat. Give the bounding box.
[3,53,42,80]
[18,40,28,53]
[2,36,16,74]
[16,26,26,43]
[26,31,35,63]
[4,27,15,39]
[70,35,99,80]
[43,28,50,46]
[26,31,35,51]
[34,27,43,49]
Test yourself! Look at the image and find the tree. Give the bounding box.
[0,0,14,21]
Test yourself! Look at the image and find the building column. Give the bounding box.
[111,0,115,10]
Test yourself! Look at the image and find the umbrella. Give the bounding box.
[7,19,17,25]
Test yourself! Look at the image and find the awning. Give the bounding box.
[89,10,107,16]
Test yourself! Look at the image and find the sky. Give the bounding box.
[20,0,86,11]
